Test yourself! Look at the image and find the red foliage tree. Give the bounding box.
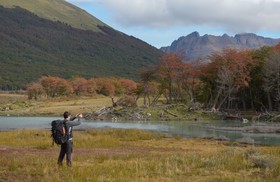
[119,79,137,95]
[274,42,280,52]
[87,78,97,95]
[71,77,88,96]
[94,78,116,96]
[202,49,254,110]
[156,53,185,104]
[26,82,44,100]
[41,76,73,97]
[177,61,202,103]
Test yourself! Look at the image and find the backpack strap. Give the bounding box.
[63,120,69,140]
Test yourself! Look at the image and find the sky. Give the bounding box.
[65,0,280,48]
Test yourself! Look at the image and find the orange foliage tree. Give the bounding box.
[41,76,73,97]
[87,78,97,95]
[176,61,202,103]
[156,53,186,104]
[119,78,137,95]
[94,78,116,96]
[201,49,254,110]
[26,82,44,100]
[71,77,88,96]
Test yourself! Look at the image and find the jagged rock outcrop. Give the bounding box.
[161,31,280,61]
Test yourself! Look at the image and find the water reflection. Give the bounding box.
[0,116,280,146]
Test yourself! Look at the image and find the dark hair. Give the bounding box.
[63,111,71,119]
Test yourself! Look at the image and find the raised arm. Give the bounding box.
[68,114,82,127]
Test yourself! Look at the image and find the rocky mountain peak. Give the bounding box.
[161,32,280,61]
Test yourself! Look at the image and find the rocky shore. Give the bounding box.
[83,104,219,122]
[206,123,280,133]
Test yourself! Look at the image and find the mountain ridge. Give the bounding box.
[0,0,107,32]
[161,32,280,61]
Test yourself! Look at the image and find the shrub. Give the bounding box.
[250,155,275,169]
[117,96,137,107]
[26,82,44,100]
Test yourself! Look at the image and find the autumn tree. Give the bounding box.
[136,81,158,106]
[176,61,202,103]
[71,77,88,96]
[119,79,137,95]
[156,53,185,104]
[137,65,158,106]
[201,49,254,110]
[41,76,73,97]
[87,78,97,95]
[94,78,116,96]
[26,82,44,100]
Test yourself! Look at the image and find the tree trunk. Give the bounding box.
[267,92,273,111]
[143,94,147,106]
[168,81,172,104]
[151,93,162,106]
[212,88,222,110]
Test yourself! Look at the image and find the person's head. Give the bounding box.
[63,111,71,120]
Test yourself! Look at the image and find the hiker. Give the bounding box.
[57,111,83,167]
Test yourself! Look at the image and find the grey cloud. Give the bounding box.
[68,0,280,32]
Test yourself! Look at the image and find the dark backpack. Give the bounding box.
[51,120,67,145]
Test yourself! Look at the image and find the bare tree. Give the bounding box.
[212,66,235,110]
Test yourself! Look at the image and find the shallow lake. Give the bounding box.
[0,116,280,146]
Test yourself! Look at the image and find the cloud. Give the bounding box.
[67,0,280,33]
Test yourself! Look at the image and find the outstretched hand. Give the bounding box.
[76,113,83,118]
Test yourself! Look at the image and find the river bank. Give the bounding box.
[1,93,280,136]
[0,94,220,121]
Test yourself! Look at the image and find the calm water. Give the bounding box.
[0,116,280,146]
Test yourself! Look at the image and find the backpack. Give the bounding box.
[51,120,68,145]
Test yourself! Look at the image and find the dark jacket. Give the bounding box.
[64,117,81,141]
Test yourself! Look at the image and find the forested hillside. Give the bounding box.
[0,6,162,89]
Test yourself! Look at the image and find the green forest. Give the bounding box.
[0,6,162,89]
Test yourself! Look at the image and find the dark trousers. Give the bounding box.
[57,140,73,166]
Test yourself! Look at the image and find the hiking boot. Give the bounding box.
[67,161,72,167]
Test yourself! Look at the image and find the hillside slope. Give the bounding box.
[0,0,106,32]
[161,31,280,61]
[0,6,162,89]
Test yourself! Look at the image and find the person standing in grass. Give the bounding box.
[57,111,83,167]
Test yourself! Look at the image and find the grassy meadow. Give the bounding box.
[0,93,113,116]
[0,129,280,181]
[1,93,280,181]
[0,93,219,122]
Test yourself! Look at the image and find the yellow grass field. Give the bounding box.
[0,129,280,181]
[0,93,113,116]
[1,93,280,181]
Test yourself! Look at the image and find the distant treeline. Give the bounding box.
[140,43,280,112]
[26,76,137,99]
[27,43,280,112]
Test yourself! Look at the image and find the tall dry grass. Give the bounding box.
[0,95,113,116]
[0,129,280,181]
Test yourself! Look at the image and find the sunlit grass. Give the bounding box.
[0,93,27,104]
[1,129,280,181]
[0,95,113,116]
